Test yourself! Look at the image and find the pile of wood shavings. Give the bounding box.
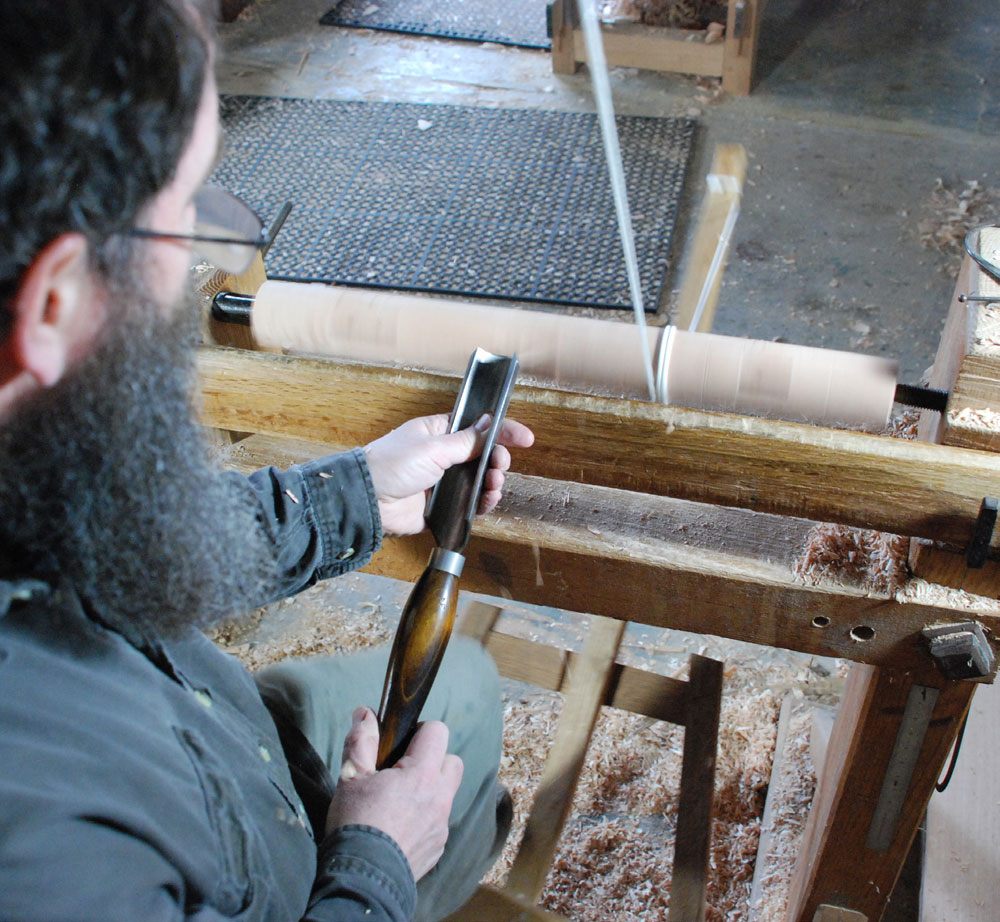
[898,576,1000,613]
[791,407,921,595]
[485,665,788,921]
[884,407,921,440]
[612,0,728,29]
[793,524,909,596]
[948,406,1000,430]
[747,696,816,922]
[208,587,826,920]
[209,591,391,672]
[918,178,1000,277]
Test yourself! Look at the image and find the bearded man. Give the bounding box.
[0,2,533,920]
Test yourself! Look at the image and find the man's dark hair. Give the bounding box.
[0,0,212,337]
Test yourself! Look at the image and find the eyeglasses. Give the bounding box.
[128,185,270,275]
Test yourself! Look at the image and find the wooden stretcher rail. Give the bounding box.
[198,344,1000,552]
[464,621,691,726]
[455,603,722,921]
[223,434,1000,674]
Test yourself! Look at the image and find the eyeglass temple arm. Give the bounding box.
[262,201,293,258]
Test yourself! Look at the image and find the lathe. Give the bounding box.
[195,220,1000,922]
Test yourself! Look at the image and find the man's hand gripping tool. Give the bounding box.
[375,348,519,768]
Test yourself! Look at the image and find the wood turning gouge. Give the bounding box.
[375,347,519,769]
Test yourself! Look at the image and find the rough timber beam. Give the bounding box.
[223,434,1000,675]
[198,344,1000,552]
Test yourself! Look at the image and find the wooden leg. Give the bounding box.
[504,614,626,904]
[669,655,723,922]
[673,144,748,334]
[549,0,579,75]
[722,0,763,95]
[786,664,976,922]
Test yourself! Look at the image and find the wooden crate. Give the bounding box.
[548,0,765,95]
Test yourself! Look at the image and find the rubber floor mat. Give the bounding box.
[320,0,551,50]
[214,95,695,311]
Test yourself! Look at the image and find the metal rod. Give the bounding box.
[893,382,949,412]
[957,293,1000,303]
[262,201,293,257]
[210,291,253,325]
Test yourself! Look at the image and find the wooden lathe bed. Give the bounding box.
[197,233,1000,922]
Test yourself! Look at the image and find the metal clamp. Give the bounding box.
[923,621,996,680]
[732,1,748,40]
[966,496,998,568]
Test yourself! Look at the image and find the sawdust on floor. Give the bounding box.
[211,582,834,922]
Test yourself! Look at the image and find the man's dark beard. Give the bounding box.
[0,283,279,638]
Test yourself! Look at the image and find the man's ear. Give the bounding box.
[5,234,98,387]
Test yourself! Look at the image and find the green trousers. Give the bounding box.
[255,636,503,921]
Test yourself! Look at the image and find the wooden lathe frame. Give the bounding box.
[198,241,1000,921]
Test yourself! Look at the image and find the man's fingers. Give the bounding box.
[340,706,379,780]
[497,418,534,448]
[489,444,512,474]
[442,417,533,469]
[442,753,464,796]
[400,719,451,769]
[419,413,453,437]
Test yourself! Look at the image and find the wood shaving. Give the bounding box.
[614,0,728,29]
[896,577,1000,614]
[208,583,391,671]
[971,303,1000,352]
[793,524,909,596]
[884,407,921,440]
[747,697,816,922]
[948,405,1000,429]
[918,178,1000,278]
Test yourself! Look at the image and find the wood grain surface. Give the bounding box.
[198,345,1000,552]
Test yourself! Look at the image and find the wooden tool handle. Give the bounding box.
[376,563,459,768]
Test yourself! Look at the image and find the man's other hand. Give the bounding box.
[363,413,534,537]
[326,707,463,881]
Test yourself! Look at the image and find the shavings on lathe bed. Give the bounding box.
[948,405,1000,430]
[884,407,921,440]
[792,524,909,596]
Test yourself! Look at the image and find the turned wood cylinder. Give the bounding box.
[251,280,898,431]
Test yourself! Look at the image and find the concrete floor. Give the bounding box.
[214,3,1000,919]
[217,0,1000,383]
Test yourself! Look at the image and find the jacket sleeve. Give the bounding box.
[0,816,415,922]
[236,447,384,605]
[307,825,418,922]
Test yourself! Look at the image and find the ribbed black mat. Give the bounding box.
[214,96,695,311]
[320,0,550,50]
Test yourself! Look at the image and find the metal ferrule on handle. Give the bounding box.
[428,547,465,578]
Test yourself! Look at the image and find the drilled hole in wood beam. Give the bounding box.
[811,615,831,628]
[850,625,876,642]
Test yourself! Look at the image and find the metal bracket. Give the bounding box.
[966,496,998,568]
[732,1,748,40]
[923,621,996,680]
